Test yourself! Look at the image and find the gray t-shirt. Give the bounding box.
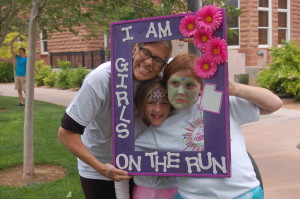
[66,62,144,180]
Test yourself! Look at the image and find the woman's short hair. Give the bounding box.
[163,53,202,85]
[19,48,26,53]
[137,40,172,61]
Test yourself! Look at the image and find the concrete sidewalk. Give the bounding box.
[0,83,76,107]
[1,83,300,199]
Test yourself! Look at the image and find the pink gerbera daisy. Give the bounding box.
[204,37,228,64]
[193,29,213,50]
[194,56,218,79]
[179,15,198,37]
[196,5,223,32]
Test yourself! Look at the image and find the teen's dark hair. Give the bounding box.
[19,48,26,53]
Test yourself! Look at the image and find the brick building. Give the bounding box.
[238,0,300,66]
[227,0,300,84]
[36,0,300,78]
[36,26,106,69]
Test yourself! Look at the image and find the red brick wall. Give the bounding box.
[272,0,279,47]
[290,0,300,41]
[239,0,259,66]
[36,26,104,66]
[237,0,300,66]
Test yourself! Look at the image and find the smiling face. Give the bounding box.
[144,87,171,126]
[167,70,201,110]
[132,42,170,81]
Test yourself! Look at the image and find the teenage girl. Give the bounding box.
[136,53,282,199]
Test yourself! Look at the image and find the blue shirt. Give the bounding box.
[15,55,27,77]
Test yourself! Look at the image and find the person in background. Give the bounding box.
[11,47,27,106]
[57,41,172,199]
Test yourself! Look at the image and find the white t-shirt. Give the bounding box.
[66,62,144,180]
[134,98,203,189]
[135,96,260,198]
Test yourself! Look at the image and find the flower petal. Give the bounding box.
[194,56,218,79]
[196,5,223,32]
[179,15,198,37]
[204,37,228,64]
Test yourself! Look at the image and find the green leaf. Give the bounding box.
[65,191,72,198]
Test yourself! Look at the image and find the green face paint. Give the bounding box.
[167,75,201,109]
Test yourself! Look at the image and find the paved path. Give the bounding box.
[0,83,76,107]
[1,83,300,199]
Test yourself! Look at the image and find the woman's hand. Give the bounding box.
[97,163,132,182]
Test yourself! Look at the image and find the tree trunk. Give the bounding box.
[22,0,40,180]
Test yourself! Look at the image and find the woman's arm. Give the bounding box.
[58,127,131,181]
[228,79,283,115]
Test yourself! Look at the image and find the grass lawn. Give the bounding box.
[0,95,84,199]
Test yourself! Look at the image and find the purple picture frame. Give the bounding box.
[111,10,230,177]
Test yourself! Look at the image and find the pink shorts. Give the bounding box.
[133,185,178,199]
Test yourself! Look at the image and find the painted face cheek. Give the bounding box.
[167,86,178,106]
[184,89,199,104]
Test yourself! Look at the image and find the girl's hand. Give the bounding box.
[228,79,239,96]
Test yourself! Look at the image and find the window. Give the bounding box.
[278,0,289,44]
[227,0,240,47]
[258,0,271,47]
[40,29,48,54]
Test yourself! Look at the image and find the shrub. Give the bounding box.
[55,59,72,89]
[55,68,71,89]
[57,59,71,70]
[0,62,14,83]
[44,71,57,87]
[35,60,51,86]
[256,40,300,99]
[68,66,90,88]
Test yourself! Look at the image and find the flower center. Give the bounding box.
[213,48,219,54]
[188,24,194,30]
[201,36,208,42]
[206,16,212,22]
[203,64,209,70]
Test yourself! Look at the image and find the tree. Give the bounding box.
[84,0,186,36]
[0,0,29,48]
[20,0,102,181]
[0,33,27,58]
[22,0,40,180]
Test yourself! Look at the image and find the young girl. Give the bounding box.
[135,53,282,199]
[115,77,176,199]
[135,77,172,127]
[131,54,204,199]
